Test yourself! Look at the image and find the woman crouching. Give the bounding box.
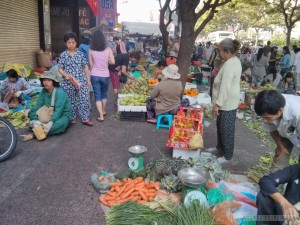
[22,69,72,141]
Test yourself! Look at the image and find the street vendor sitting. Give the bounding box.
[22,68,72,141]
[146,64,188,123]
[152,60,167,80]
[0,69,32,108]
[256,164,300,225]
[254,90,300,172]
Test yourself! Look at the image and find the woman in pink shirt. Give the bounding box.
[89,30,115,122]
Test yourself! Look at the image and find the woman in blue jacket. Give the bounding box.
[279,46,291,77]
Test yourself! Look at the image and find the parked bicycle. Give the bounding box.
[0,117,17,162]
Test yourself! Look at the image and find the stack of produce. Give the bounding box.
[183,88,198,97]
[119,77,152,95]
[98,177,160,207]
[119,94,148,106]
[0,110,29,129]
[148,78,158,86]
[240,81,250,89]
[146,157,190,192]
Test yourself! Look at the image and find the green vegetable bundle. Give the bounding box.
[106,200,215,225]
[0,110,29,129]
[106,201,172,225]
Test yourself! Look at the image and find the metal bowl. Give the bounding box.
[128,145,147,155]
[178,167,207,188]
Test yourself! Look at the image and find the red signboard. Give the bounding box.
[86,0,98,16]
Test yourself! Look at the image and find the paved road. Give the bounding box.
[0,91,268,225]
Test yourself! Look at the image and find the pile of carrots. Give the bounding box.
[99,177,160,207]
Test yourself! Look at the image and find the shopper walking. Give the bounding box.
[89,30,115,122]
[58,32,93,126]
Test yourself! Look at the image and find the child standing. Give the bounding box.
[58,32,93,126]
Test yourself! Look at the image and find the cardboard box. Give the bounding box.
[196,93,211,105]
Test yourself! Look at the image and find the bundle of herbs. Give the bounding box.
[106,200,215,225]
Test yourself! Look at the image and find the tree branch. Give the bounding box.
[196,0,231,21]
[195,8,218,36]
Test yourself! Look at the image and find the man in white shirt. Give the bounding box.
[254,90,300,172]
[293,47,300,93]
[172,37,181,58]
[203,41,213,62]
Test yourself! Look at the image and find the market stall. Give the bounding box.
[92,147,259,225]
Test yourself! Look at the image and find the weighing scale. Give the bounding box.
[128,145,147,172]
[178,167,209,207]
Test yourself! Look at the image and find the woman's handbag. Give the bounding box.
[36,88,56,123]
[119,73,127,83]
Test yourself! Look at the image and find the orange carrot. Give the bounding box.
[117,185,126,197]
[104,195,116,201]
[131,196,140,202]
[121,188,135,199]
[135,187,148,193]
[138,190,148,201]
[124,183,135,191]
[111,187,115,192]
[135,182,146,188]
[99,196,109,206]
[146,192,156,198]
[147,189,156,193]
[109,182,122,187]
[147,183,156,189]
[115,186,120,192]
[107,200,116,207]
[106,191,117,197]
[130,191,139,197]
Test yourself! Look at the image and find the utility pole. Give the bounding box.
[121,22,124,39]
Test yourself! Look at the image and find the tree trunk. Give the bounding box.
[161,30,169,57]
[286,27,292,46]
[176,0,197,88]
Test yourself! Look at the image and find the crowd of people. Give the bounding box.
[1,29,300,224]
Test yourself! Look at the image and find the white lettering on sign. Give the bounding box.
[51,7,70,16]
[79,8,87,17]
[101,0,114,9]
[80,18,90,26]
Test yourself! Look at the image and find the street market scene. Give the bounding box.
[1,0,300,225]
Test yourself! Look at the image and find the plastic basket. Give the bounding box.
[120,111,147,122]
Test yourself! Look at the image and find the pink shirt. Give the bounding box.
[90,48,110,77]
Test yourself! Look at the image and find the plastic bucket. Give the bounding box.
[32,125,46,141]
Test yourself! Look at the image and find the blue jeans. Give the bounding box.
[91,76,109,101]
